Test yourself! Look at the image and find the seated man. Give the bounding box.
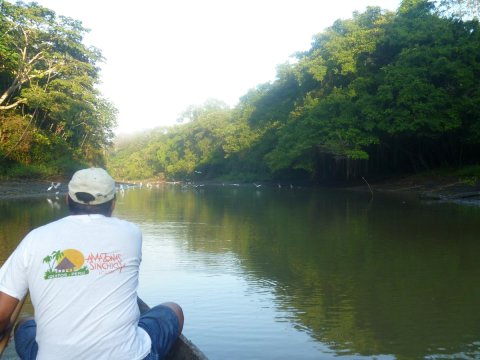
[0,168,183,360]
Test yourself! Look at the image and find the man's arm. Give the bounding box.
[0,292,20,339]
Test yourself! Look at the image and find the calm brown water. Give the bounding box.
[1,184,479,359]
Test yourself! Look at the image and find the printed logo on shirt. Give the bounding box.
[43,249,89,280]
[86,252,126,274]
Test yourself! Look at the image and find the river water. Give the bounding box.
[1,184,479,359]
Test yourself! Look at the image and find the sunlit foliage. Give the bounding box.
[109,0,480,184]
[0,0,116,177]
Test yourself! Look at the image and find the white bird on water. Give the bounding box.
[47,182,61,191]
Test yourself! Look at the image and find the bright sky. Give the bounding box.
[33,0,401,135]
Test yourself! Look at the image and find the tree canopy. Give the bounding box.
[433,0,480,19]
[2,0,479,184]
[0,0,116,177]
[108,0,480,184]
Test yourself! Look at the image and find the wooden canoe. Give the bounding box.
[164,333,208,360]
[1,334,207,360]
[137,298,208,360]
[0,298,207,360]
[0,296,27,359]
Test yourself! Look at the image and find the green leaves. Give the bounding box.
[109,0,480,183]
[0,0,116,175]
[433,0,480,19]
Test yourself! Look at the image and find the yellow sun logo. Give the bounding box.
[58,249,85,271]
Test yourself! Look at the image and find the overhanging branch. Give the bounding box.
[0,98,26,110]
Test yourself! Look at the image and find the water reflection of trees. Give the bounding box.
[2,187,479,358]
[117,186,480,358]
[0,197,67,262]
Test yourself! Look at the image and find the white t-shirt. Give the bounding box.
[0,214,151,360]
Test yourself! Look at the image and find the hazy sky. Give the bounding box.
[32,0,401,134]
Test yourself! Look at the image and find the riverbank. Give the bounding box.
[350,172,480,205]
[0,179,67,199]
[1,173,479,205]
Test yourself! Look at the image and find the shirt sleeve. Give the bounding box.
[0,237,29,300]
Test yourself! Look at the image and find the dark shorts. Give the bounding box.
[139,305,180,360]
[14,319,37,360]
[14,305,180,360]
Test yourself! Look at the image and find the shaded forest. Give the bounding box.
[1,0,479,184]
[108,0,480,185]
[0,0,116,178]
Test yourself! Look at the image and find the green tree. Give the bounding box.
[42,250,63,271]
[361,0,480,171]
[108,0,480,184]
[433,0,480,19]
[263,7,391,180]
[0,0,116,176]
[42,254,53,271]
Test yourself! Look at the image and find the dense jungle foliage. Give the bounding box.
[0,0,116,178]
[108,0,480,184]
[1,0,479,184]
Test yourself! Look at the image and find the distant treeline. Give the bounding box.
[108,0,480,184]
[2,1,479,183]
[0,0,116,178]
